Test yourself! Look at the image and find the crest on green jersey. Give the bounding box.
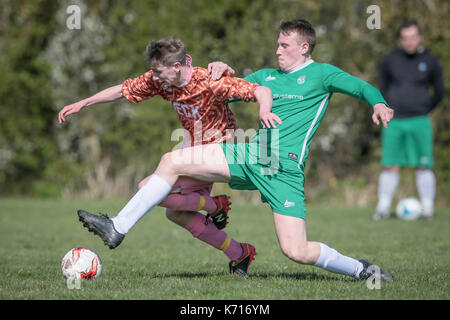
[297,75,306,85]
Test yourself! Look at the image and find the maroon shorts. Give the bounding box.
[170,176,213,195]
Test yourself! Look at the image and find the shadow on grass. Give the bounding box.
[129,270,345,282]
[252,272,344,282]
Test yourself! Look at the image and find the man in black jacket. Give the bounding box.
[373,20,444,220]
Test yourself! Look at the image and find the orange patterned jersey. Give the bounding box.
[122,67,260,145]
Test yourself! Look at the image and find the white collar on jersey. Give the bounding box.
[285,59,314,74]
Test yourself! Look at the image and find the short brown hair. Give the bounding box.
[145,37,187,69]
[399,20,421,36]
[280,19,316,55]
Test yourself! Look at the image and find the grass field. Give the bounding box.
[0,198,449,301]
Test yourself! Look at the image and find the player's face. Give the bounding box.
[400,25,422,54]
[151,63,181,88]
[276,32,309,71]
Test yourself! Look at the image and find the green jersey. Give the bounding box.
[240,60,387,172]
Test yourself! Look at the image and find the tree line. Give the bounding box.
[0,0,448,205]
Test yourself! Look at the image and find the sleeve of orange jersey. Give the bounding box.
[209,76,260,102]
[122,70,160,104]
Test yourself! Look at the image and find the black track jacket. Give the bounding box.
[380,48,444,118]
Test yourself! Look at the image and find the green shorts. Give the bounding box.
[381,115,434,168]
[221,143,306,219]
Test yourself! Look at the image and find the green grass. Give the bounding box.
[0,198,448,300]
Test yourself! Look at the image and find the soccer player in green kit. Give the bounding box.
[79,19,395,280]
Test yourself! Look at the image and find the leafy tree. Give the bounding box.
[0,0,59,195]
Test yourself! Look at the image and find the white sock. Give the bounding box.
[376,170,399,214]
[111,174,172,234]
[416,169,436,216]
[314,243,363,278]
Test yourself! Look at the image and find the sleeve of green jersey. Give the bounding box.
[321,63,388,107]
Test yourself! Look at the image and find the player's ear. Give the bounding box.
[300,42,309,55]
[185,54,192,66]
[173,61,182,71]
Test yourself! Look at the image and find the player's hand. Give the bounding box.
[372,103,394,129]
[58,100,86,124]
[208,62,235,80]
[260,112,282,129]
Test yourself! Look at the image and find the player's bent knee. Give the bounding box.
[160,152,174,167]
[165,210,189,227]
[160,150,186,174]
[161,194,183,212]
[165,209,198,229]
[280,245,312,264]
[165,209,178,221]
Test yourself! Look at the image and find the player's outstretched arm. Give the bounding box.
[255,86,282,129]
[372,103,394,129]
[322,65,394,128]
[208,62,281,128]
[58,84,123,123]
[208,61,235,80]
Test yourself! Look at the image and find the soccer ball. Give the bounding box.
[396,198,422,221]
[61,247,102,280]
